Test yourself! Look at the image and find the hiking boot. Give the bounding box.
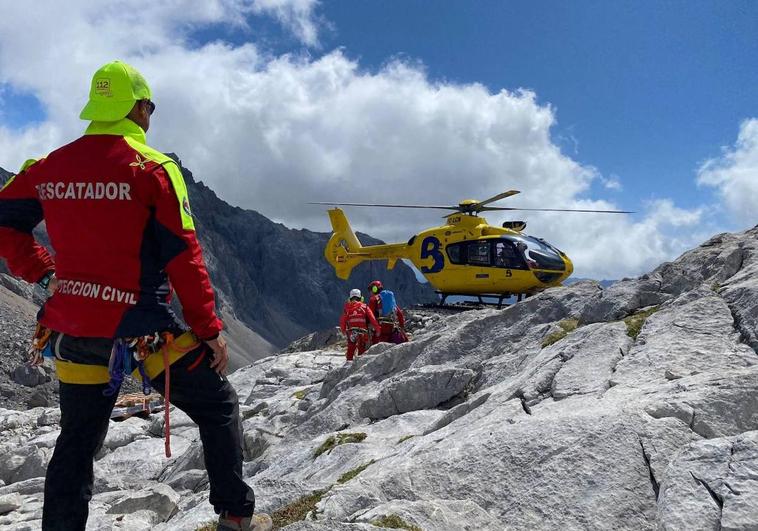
[217,512,273,531]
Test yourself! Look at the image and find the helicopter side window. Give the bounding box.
[467,241,490,266]
[446,243,465,265]
[493,240,527,269]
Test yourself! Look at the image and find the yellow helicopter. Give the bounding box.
[312,191,631,306]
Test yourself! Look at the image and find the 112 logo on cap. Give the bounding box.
[95,78,112,97]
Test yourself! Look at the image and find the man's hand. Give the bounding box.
[206,335,229,375]
[28,349,44,367]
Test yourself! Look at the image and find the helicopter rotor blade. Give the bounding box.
[308,202,461,210]
[476,190,521,207]
[480,206,634,214]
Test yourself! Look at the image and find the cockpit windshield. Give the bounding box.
[506,235,566,271]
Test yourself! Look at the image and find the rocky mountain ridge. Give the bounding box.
[176,158,435,347]
[0,159,435,351]
[0,167,11,186]
[1,224,756,529]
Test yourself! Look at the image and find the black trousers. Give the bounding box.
[41,337,255,530]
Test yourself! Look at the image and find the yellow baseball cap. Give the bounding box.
[79,61,152,122]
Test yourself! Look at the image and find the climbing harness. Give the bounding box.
[34,324,200,458]
[348,327,368,343]
[103,331,199,457]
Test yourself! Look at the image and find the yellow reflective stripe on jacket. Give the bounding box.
[84,119,195,232]
[0,174,15,192]
[123,137,195,232]
[20,158,41,173]
[54,360,111,385]
[85,118,147,144]
[133,332,200,381]
[1,158,44,192]
[53,331,200,385]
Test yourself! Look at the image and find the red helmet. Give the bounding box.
[368,280,383,294]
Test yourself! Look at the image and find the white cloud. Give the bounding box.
[697,118,758,229]
[0,1,710,280]
[600,174,622,191]
[251,0,321,46]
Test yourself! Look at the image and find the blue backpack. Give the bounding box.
[378,290,398,317]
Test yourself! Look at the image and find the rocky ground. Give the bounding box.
[0,277,58,409]
[1,226,757,530]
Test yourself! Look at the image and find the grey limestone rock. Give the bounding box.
[1,225,758,530]
[0,493,22,514]
[358,366,476,419]
[106,483,179,523]
[10,365,48,388]
[658,431,758,531]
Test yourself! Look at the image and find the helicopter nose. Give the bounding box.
[562,255,574,281]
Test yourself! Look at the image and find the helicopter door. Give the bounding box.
[466,241,495,289]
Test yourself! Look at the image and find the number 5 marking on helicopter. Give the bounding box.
[420,236,444,273]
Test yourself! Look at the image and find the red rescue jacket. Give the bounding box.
[0,119,222,340]
[340,301,380,336]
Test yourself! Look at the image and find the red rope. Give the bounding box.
[159,332,200,459]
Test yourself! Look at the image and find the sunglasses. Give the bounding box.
[143,100,155,115]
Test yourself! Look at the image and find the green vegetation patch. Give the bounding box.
[337,459,376,484]
[397,434,416,444]
[272,489,329,529]
[313,432,367,458]
[292,389,308,400]
[194,524,216,531]
[371,514,422,530]
[541,318,580,348]
[624,306,660,339]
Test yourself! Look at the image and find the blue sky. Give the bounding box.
[322,1,757,212]
[0,1,756,278]
[178,1,758,214]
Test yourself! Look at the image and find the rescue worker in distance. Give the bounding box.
[367,280,408,344]
[339,288,380,361]
[0,61,272,531]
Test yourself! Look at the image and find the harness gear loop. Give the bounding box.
[104,341,128,397]
[347,326,368,343]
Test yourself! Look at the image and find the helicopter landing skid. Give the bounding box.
[435,292,525,310]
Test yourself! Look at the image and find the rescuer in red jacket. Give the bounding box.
[339,289,380,361]
[367,280,407,343]
[0,61,271,531]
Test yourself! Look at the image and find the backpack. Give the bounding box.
[378,290,398,317]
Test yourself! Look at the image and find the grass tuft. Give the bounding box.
[272,489,329,528]
[292,389,308,400]
[371,514,422,530]
[313,432,367,458]
[624,306,659,339]
[337,460,376,484]
[195,524,216,531]
[397,435,416,444]
[541,318,580,348]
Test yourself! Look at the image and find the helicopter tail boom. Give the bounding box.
[325,208,410,279]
